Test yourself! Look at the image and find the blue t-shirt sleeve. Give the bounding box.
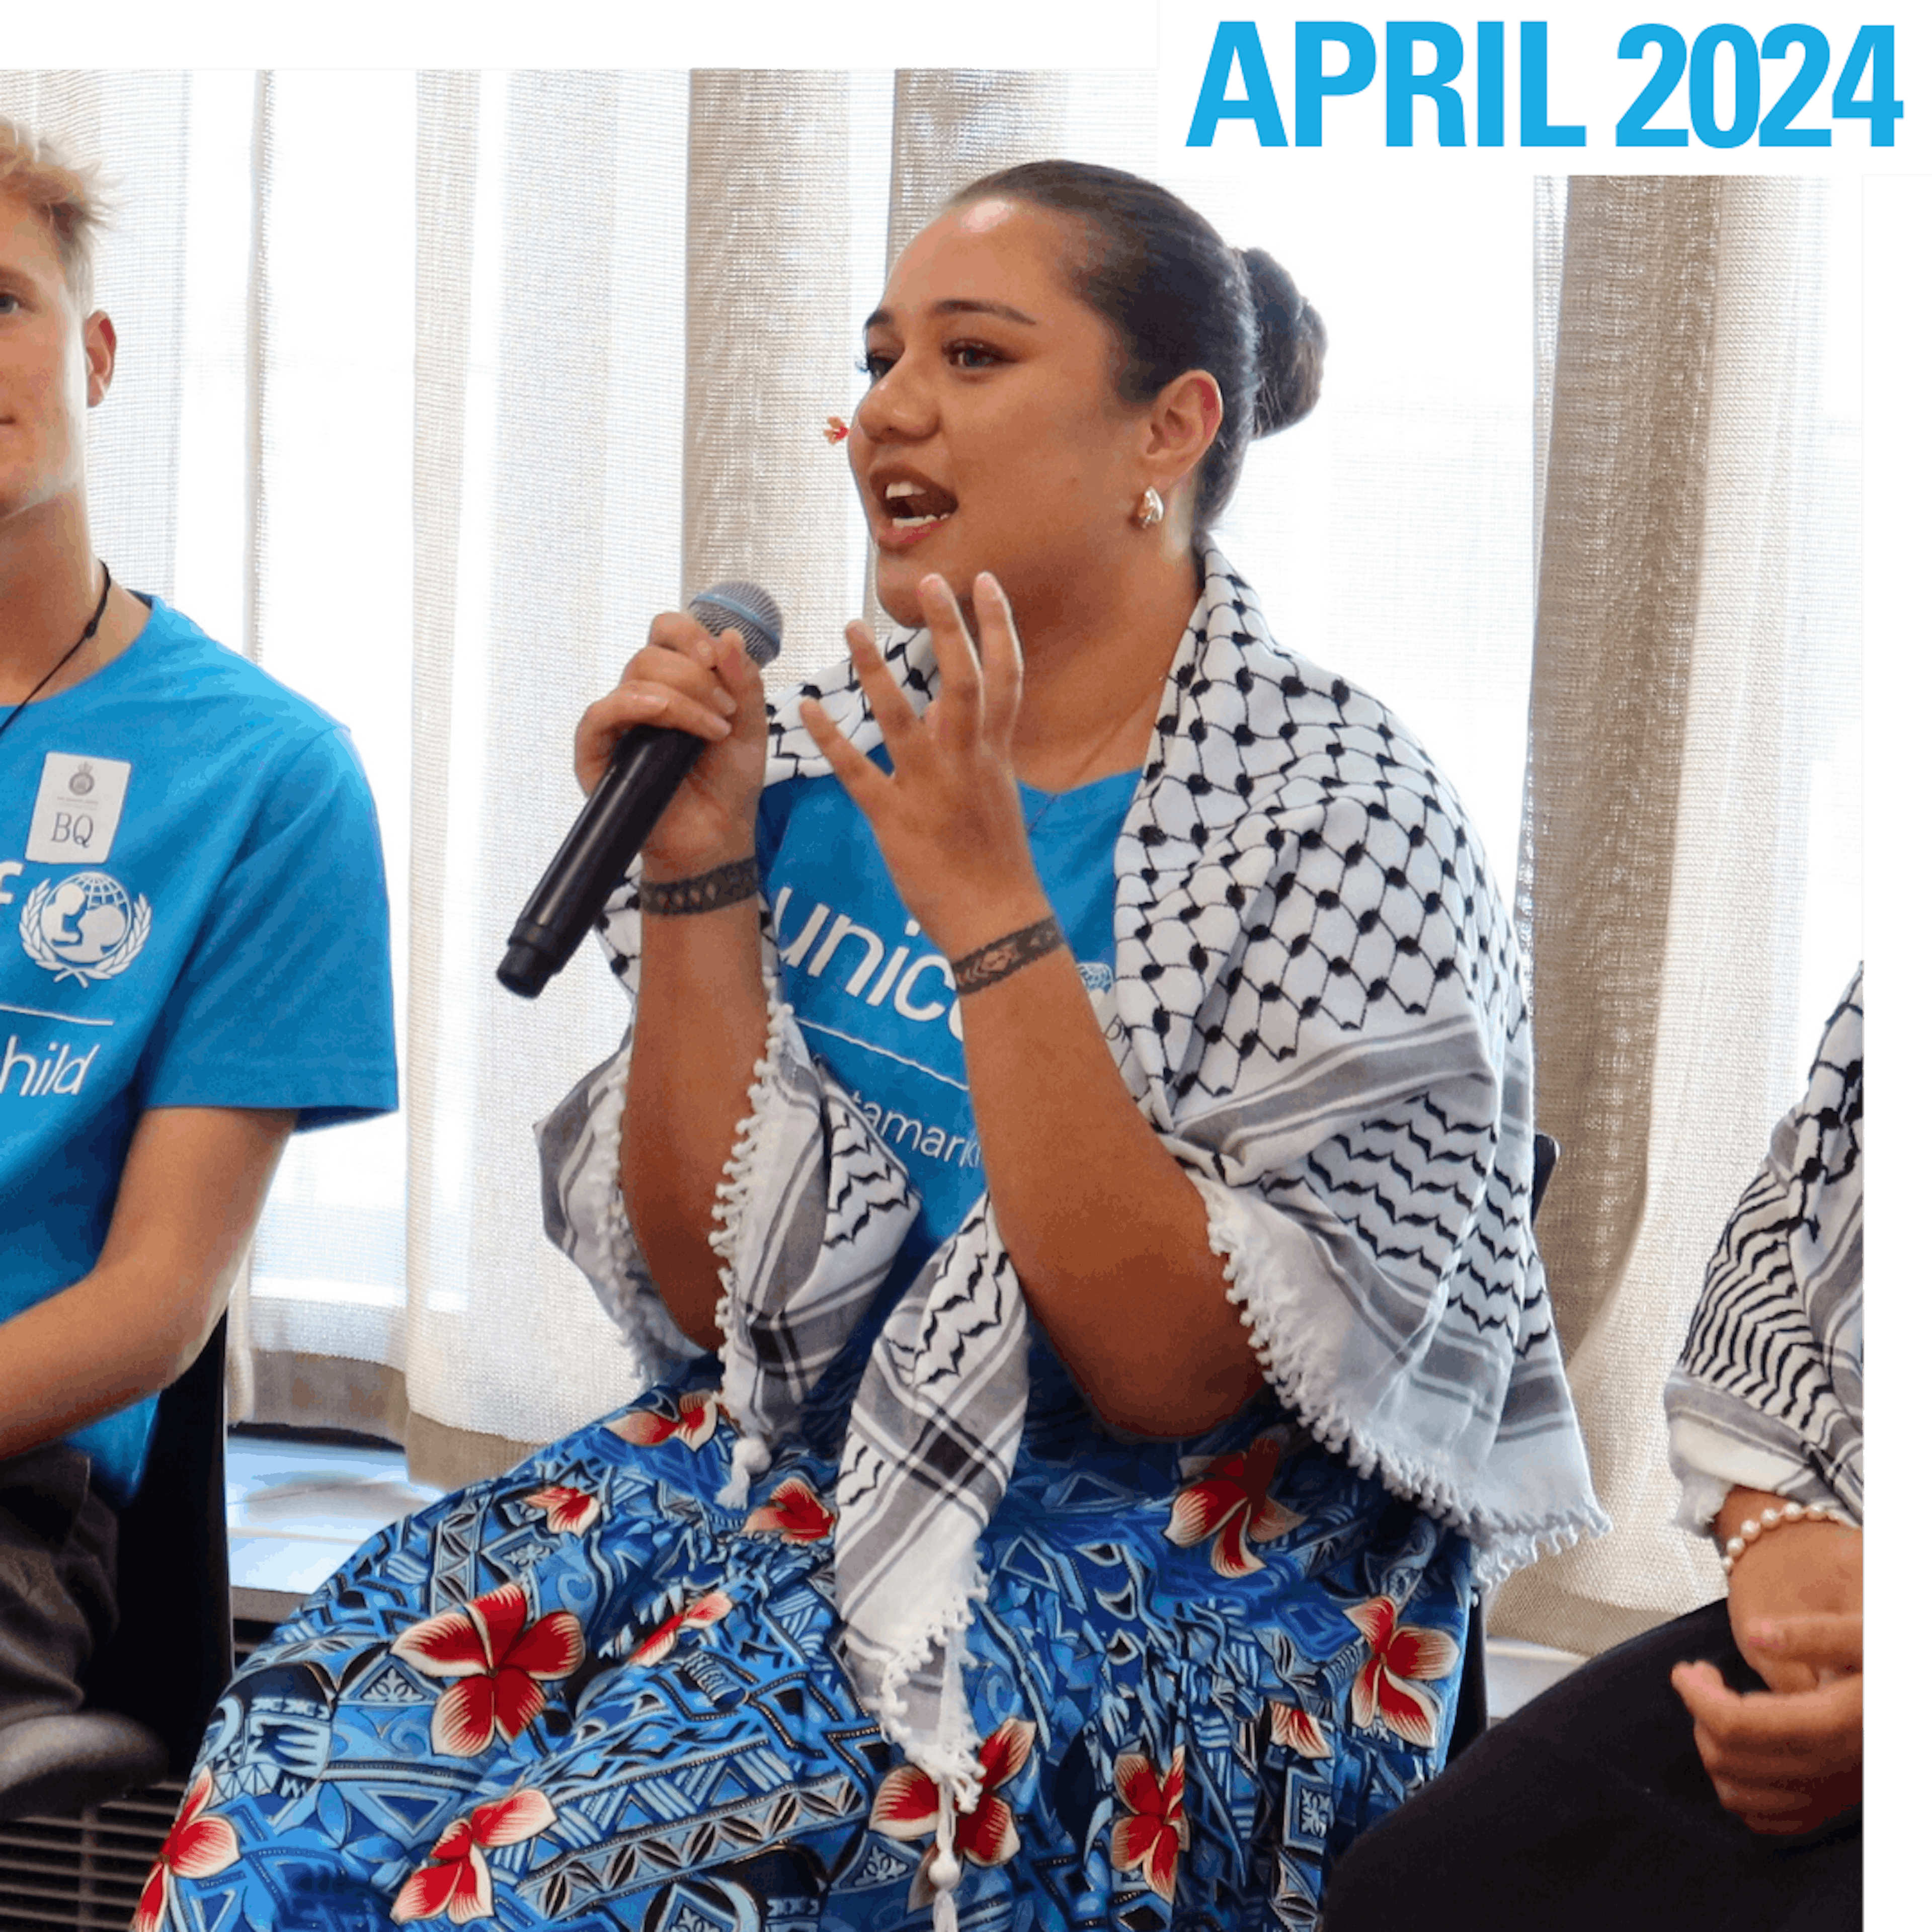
[137,726,398,1127]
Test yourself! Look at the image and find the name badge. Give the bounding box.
[27,753,132,864]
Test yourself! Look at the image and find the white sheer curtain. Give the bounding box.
[1493,175,1863,1654]
[7,75,1859,1650]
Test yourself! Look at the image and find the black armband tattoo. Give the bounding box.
[636,857,760,917]
[951,916,1067,994]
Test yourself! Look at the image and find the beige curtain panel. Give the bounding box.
[4,70,1859,1656]
[1495,174,1859,1653]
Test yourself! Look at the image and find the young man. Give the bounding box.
[1,119,396,1734]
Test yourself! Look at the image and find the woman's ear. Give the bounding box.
[1144,370,1224,494]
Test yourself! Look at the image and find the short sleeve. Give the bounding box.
[1664,970,1864,1528]
[137,726,398,1128]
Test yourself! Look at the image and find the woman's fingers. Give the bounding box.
[1746,1613,1863,1677]
[1671,1658,1863,1833]
[802,581,1040,955]
[573,616,749,796]
[834,574,1024,771]
[1715,1786,1826,1835]
[641,607,729,670]
[970,572,1024,744]
[575,677,731,792]
[844,620,925,748]
[598,675,735,739]
[799,693,888,807]
[916,573,984,752]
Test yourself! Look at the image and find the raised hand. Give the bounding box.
[799,571,1050,960]
[573,610,769,879]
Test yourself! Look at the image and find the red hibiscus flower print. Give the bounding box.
[743,1475,836,1543]
[391,1788,557,1923]
[521,1483,600,1534]
[869,1718,1036,1905]
[1345,1595,1461,1749]
[1162,1431,1301,1577]
[391,1582,585,1757]
[133,1767,239,1932]
[606,1388,722,1449]
[1269,1701,1331,1759]
[1109,1745,1189,1903]
[631,1589,734,1666]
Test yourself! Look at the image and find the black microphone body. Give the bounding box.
[498,583,783,999]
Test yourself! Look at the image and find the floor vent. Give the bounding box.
[0,1620,278,1929]
[0,1783,185,1930]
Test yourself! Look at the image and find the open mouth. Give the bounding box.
[880,478,958,529]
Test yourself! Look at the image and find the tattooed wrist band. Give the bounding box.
[637,858,760,917]
[951,916,1067,995]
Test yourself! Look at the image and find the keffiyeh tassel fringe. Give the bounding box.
[583,1069,665,1373]
[1195,1173,1608,1588]
[930,1788,962,1932]
[869,1571,993,1815]
[719,1433,773,1511]
[711,983,789,1510]
[536,1029,707,1386]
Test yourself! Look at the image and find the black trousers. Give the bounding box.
[1319,1598,1859,1932]
[0,1446,117,1729]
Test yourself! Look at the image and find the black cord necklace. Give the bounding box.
[0,561,113,747]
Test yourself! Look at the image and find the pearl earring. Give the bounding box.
[1133,486,1165,530]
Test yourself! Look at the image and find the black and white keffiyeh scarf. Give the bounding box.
[541,549,1606,1799]
[1665,968,1864,1530]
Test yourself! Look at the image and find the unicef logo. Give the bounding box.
[21,870,152,985]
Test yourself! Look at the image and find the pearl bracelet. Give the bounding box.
[1719,1500,1855,1576]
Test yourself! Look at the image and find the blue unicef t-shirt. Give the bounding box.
[2,598,398,1500]
[758,751,1136,1272]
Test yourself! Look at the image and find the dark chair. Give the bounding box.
[1444,1132,1559,1763]
[1528,1131,1559,1228]
[0,1317,231,1823]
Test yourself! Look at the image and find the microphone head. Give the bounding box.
[689,581,783,668]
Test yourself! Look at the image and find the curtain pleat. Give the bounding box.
[402,72,676,1483]
[390,67,478,1462]
[1522,177,1727,1349]
[682,73,855,668]
[238,72,685,1485]
[1526,175,1565,657]
[884,71,1068,267]
[1494,176,1856,1653]
[219,68,270,1426]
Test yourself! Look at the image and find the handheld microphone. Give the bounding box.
[497,582,784,1000]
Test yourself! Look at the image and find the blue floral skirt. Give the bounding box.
[152,1362,1470,1931]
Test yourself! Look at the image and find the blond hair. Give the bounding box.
[0,115,110,312]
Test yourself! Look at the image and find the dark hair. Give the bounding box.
[948,160,1324,532]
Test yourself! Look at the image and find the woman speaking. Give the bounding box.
[159,162,1604,1932]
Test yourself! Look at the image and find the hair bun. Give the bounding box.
[1242,247,1325,438]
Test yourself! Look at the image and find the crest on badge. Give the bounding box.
[21,871,152,985]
